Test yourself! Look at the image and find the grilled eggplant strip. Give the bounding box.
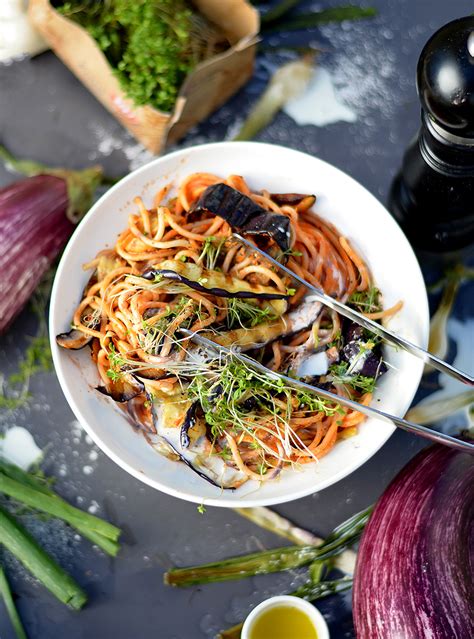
[190,183,294,253]
[55,329,93,350]
[96,373,144,403]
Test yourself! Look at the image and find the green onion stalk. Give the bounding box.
[0,566,28,639]
[0,465,120,556]
[0,506,87,610]
[165,506,371,587]
[233,507,357,573]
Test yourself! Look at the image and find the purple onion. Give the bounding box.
[353,444,474,638]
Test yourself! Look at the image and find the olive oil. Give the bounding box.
[249,604,318,639]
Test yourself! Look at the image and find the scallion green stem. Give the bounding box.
[0,461,120,555]
[0,566,28,639]
[232,56,313,141]
[0,506,86,609]
[165,507,371,587]
[165,545,320,587]
[0,473,120,543]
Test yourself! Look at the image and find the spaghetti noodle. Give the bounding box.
[57,173,401,489]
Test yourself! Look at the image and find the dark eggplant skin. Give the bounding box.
[96,374,145,403]
[162,436,236,490]
[180,402,200,449]
[0,175,73,333]
[270,193,316,207]
[341,321,387,378]
[56,328,93,350]
[190,183,293,252]
[141,268,289,300]
[127,393,156,433]
[354,444,474,638]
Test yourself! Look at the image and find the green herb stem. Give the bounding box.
[262,6,377,32]
[0,566,28,639]
[261,0,302,23]
[0,473,120,543]
[0,506,86,610]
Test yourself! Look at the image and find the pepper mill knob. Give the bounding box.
[417,16,474,139]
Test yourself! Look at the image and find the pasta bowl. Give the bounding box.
[50,142,429,507]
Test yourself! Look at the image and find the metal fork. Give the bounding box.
[180,329,474,454]
[233,233,474,386]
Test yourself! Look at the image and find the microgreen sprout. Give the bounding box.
[327,362,376,395]
[348,286,382,314]
[197,236,227,271]
[226,299,277,329]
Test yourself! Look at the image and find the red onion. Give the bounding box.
[353,444,474,638]
[0,146,104,332]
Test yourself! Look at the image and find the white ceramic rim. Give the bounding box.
[241,595,329,639]
[50,141,429,507]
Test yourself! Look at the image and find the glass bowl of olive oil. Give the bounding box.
[242,595,329,639]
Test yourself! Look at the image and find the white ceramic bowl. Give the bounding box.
[50,141,429,507]
[241,595,329,639]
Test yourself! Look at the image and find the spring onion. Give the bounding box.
[0,506,87,609]
[165,506,371,587]
[234,507,357,573]
[232,57,314,141]
[406,390,474,426]
[0,566,28,639]
[0,472,120,544]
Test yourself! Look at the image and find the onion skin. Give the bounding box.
[353,444,474,638]
[0,175,73,332]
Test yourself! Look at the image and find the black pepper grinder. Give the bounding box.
[389,16,474,255]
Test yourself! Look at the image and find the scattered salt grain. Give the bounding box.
[88,500,100,514]
[88,122,154,172]
[83,465,94,475]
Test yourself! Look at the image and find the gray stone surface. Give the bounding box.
[1,1,472,637]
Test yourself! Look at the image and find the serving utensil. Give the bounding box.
[180,329,474,454]
[233,233,474,386]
